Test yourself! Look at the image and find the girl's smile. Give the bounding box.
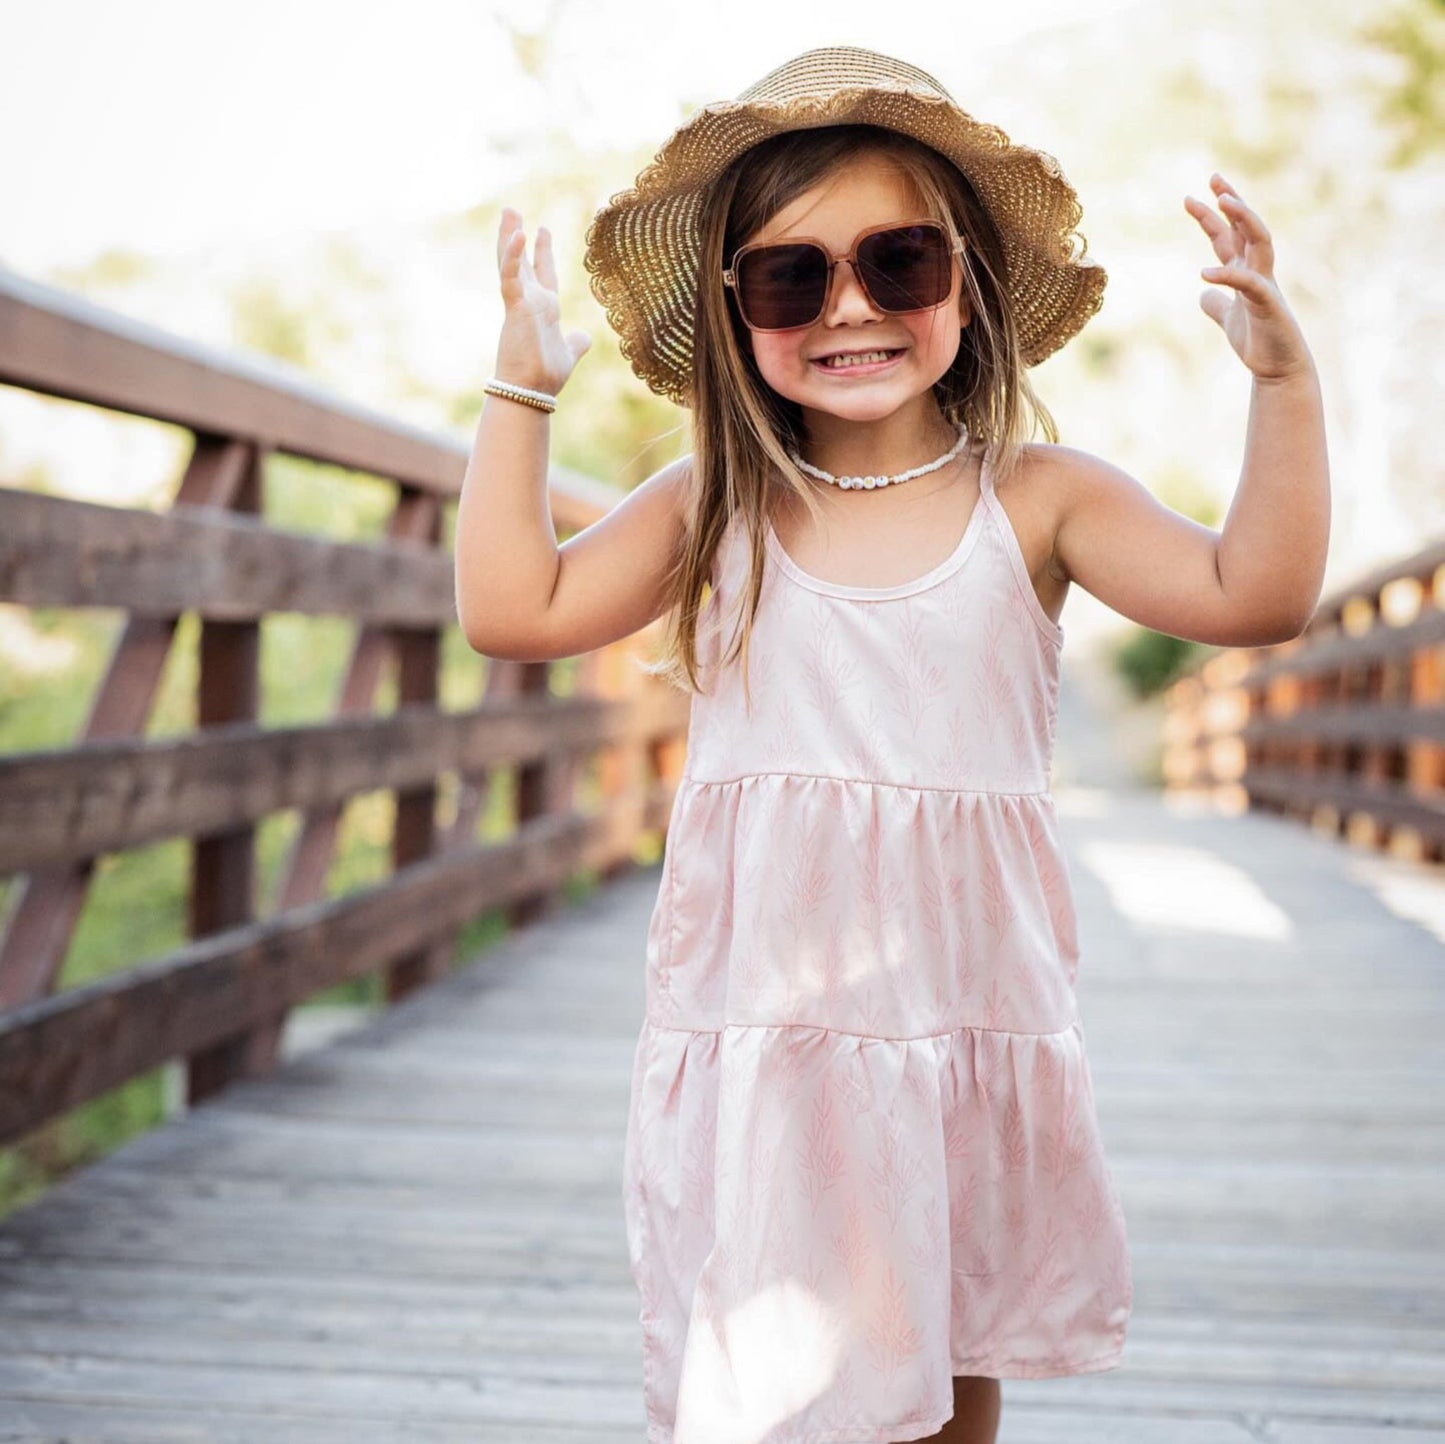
[809,346,909,376]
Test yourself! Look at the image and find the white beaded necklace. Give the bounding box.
[786,423,970,490]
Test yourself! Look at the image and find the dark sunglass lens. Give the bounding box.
[737,242,828,329]
[857,225,952,312]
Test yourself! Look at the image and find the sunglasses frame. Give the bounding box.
[722,218,967,333]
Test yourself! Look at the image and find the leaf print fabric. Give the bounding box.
[622,443,1133,1444]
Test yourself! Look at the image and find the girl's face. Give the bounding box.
[736,156,971,432]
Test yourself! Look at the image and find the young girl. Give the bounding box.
[456,45,1329,1444]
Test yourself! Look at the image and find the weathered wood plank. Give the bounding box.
[2,1324,1445,1433]
[0,487,455,624]
[1243,768,1445,842]
[5,1286,1439,1377]
[0,1351,1441,1432]
[0,1403,641,1444]
[1242,596,1445,681]
[0,687,685,872]
[0,1353,646,1429]
[3,1315,1441,1421]
[7,1218,1444,1324]
[22,1150,1445,1253]
[6,1396,1431,1444]
[0,1257,638,1320]
[1243,701,1445,745]
[20,1397,1437,1444]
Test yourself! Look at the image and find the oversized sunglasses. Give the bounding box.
[722,219,965,332]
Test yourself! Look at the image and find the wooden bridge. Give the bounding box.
[1,269,1442,1441]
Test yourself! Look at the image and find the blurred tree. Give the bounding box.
[1113,627,1209,700]
[50,248,154,291]
[228,275,316,369]
[1362,0,1445,166]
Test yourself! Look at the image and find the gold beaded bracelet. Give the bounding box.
[484,377,558,413]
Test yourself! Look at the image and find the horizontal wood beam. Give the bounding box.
[1312,534,1445,621]
[1244,768,1445,843]
[0,689,690,874]
[0,487,455,623]
[0,778,678,1147]
[1239,607,1445,684]
[1241,704,1445,748]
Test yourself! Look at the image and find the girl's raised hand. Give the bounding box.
[494,207,592,395]
[1186,173,1313,383]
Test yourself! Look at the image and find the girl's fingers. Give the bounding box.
[497,208,522,268]
[498,227,523,301]
[500,233,525,294]
[1211,173,1275,269]
[499,224,526,281]
[1210,171,1242,202]
[1185,195,1239,265]
[534,225,560,293]
[1184,195,1230,247]
[496,213,557,295]
[512,228,536,286]
[1200,262,1274,304]
[1218,193,1275,266]
[1187,178,1275,275]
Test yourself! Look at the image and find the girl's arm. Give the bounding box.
[1047,173,1329,647]
[1216,365,1329,635]
[456,209,688,661]
[1048,365,1328,646]
[457,421,690,662]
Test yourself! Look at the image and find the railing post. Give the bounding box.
[186,446,264,1105]
[509,661,558,928]
[1408,574,1444,865]
[385,496,448,1002]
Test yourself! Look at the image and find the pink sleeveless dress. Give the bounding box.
[622,442,1133,1444]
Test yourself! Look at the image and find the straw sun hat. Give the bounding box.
[582,45,1107,407]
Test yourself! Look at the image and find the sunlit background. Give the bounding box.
[4,0,1440,554]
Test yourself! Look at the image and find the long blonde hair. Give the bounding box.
[642,124,1060,706]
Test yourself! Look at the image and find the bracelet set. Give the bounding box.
[483,377,558,413]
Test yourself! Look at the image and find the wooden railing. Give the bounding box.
[0,268,690,1149]
[1162,529,1445,861]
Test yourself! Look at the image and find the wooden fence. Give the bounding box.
[0,268,690,1151]
[1162,528,1445,861]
